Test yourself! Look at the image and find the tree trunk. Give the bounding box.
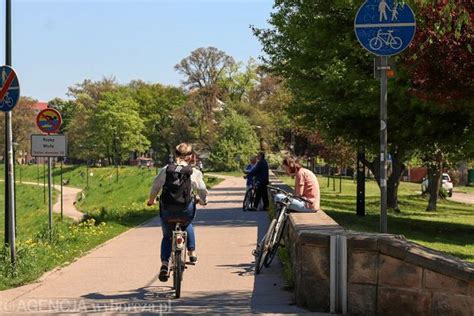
[426,151,443,211]
[387,155,405,212]
[362,152,405,212]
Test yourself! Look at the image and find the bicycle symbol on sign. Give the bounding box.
[2,92,13,108]
[369,29,403,51]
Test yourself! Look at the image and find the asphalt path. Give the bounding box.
[0,175,310,315]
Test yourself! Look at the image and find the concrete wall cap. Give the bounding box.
[405,243,474,282]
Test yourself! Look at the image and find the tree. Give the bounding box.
[253,0,407,211]
[208,110,259,171]
[175,47,236,150]
[128,80,188,162]
[254,0,474,212]
[65,78,118,160]
[89,93,149,163]
[402,1,474,211]
[0,97,37,162]
[48,97,77,133]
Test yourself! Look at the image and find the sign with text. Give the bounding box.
[31,134,67,157]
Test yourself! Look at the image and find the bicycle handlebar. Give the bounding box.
[267,185,313,205]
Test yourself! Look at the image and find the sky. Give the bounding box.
[0,0,274,101]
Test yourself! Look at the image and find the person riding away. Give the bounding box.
[282,156,320,212]
[147,143,208,282]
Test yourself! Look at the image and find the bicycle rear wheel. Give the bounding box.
[173,251,183,298]
[243,189,253,211]
[264,220,287,267]
[255,219,276,274]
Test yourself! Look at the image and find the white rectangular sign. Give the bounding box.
[31,134,67,157]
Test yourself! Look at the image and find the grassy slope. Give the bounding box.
[279,175,474,263]
[0,183,57,241]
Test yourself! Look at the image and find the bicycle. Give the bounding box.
[167,218,189,298]
[253,185,312,274]
[243,176,257,211]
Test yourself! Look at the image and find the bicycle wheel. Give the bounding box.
[369,37,383,50]
[173,250,183,298]
[390,36,403,49]
[255,219,276,274]
[264,209,287,267]
[243,189,253,211]
[265,220,287,267]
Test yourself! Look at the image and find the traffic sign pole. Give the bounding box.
[48,157,53,237]
[4,0,16,263]
[355,0,416,233]
[380,56,388,233]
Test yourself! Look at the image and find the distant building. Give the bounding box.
[32,101,48,114]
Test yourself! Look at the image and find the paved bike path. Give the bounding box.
[0,175,309,314]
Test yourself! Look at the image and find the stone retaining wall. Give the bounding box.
[270,177,474,315]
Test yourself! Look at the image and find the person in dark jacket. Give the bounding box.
[246,152,269,211]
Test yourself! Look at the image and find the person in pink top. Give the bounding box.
[282,156,321,211]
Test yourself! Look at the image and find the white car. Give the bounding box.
[421,173,453,197]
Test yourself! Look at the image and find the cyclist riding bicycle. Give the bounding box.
[147,143,208,282]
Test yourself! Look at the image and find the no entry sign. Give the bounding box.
[36,108,62,134]
[0,65,20,112]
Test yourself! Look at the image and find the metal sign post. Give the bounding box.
[60,160,63,220]
[355,0,416,233]
[3,0,21,263]
[48,157,53,236]
[379,56,388,233]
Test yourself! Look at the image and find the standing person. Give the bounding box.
[244,156,257,191]
[282,156,320,211]
[246,152,269,211]
[147,143,208,282]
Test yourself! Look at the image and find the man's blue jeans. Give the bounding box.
[160,201,196,263]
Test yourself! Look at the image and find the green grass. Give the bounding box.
[0,183,57,241]
[278,175,474,263]
[0,165,221,290]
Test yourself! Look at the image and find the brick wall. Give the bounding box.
[269,175,474,315]
[283,212,474,315]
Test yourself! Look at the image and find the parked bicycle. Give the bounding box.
[243,176,257,211]
[253,185,313,274]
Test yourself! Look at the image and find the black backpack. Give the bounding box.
[160,163,193,210]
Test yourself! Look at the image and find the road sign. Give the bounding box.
[31,134,67,157]
[354,0,416,56]
[0,65,20,112]
[36,108,62,134]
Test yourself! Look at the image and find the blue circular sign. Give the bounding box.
[0,66,20,112]
[355,0,416,56]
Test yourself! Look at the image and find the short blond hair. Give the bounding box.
[175,143,193,157]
